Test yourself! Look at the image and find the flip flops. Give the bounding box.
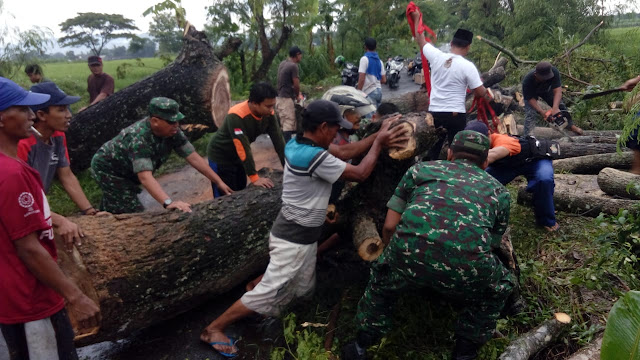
[208,336,238,358]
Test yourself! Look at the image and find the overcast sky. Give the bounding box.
[3,0,211,48]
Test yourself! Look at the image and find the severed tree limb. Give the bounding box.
[597,167,640,200]
[214,36,243,60]
[476,35,537,66]
[353,215,384,261]
[566,334,602,360]
[560,71,593,86]
[498,313,571,360]
[557,21,605,60]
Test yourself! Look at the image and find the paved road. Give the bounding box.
[381,67,421,99]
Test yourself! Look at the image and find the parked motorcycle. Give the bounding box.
[386,55,404,90]
[335,55,359,87]
[407,53,422,77]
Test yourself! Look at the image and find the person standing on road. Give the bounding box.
[411,10,492,160]
[0,77,101,360]
[276,46,304,142]
[357,37,386,109]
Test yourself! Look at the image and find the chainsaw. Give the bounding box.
[546,110,575,142]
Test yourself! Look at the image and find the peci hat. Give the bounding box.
[453,29,474,44]
[0,77,50,112]
[88,56,102,65]
[450,130,490,156]
[303,100,354,130]
[29,82,81,112]
[289,46,303,57]
[148,97,185,123]
[535,61,554,81]
[464,120,489,136]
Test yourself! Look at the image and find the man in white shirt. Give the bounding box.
[410,13,492,160]
[357,37,386,109]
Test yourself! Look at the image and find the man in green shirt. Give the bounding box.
[91,97,232,214]
[207,82,286,197]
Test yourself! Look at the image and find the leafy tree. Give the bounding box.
[128,37,157,58]
[148,11,183,54]
[58,13,139,56]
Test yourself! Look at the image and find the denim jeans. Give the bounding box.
[523,92,570,136]
[486,159,556,227]
[366,87,382,109]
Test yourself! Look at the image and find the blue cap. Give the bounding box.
[29,82,81,112]
[0,77,50,111]
[464,120,489,136]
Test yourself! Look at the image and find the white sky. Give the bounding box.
[3,0,211,49]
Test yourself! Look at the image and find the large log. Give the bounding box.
[66,25,232,171]
[498,312,571,360]
[481,57,508,88]
[384,90,429,113]
[557,143,621,159]
[59,171,283,344]
[565,334,602,360]
[597,167,640,200]
[516,125,621,139]
[517,174,639,216]
[558,136,619,144]
[553,152,632,174]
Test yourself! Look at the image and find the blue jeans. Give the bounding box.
[366,87,382,109]
[486,159,556,227]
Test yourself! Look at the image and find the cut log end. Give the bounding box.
[554,312,571,324]
[208,67,231,129]
[357,238,384,261]
[388,121,418,160]
[353,216,384,261]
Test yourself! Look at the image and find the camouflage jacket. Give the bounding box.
[385,159,511,288]
[92,118,195,182]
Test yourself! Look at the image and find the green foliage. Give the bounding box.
[270,313,330,360]
[619,86,640,150]
[601,291,640,359]
[58,13,139,56]
[148,11,183,54]
[143,0,187,30]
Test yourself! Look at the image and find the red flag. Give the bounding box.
[406,1,436,96]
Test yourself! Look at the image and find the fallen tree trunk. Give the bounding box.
[67,24,232,171]
[597,167,640,200]
[553,152,632,174]
[566,334,602,360]
[557,143,621,159]
[59,171,283,344]
[353,215,384,261]
[558,136,619,144]
[481,57,508,88]
[517,174,639,216]
[384,90,429,113]
[516,126,621,139]
[498,313,571,360]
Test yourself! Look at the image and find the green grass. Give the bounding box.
[603,27,640,58]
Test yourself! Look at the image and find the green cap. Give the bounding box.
[450,130,490,155]
[148,97,185,123]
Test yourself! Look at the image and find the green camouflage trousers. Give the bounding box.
[91,161,144,214]
[355,243,515,345]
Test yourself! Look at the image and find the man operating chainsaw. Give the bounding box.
[522,61,583,137]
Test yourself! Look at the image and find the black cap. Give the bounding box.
[88,55,102,65]
[453,29,474,44]
[535,61,554,81]
[29,82,80,112]
[303,100,353,130]
[289,46,303,57]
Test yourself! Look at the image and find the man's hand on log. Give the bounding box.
[166,200,192,213]
[378,115,411,149]
[253,177,275,189]
[216,181,234,196]
[68,293,101,330]
[56,217,85,252]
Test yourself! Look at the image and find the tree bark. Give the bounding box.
[481,57,508,88]
[384,91,430,114]
[353,215,384,261]
[597,167,640,200]
[66,25,231,172]
[558,136,619,144]
[566,334,602,360]
[557,143,622,159]
[60,171,283,344]
[553,152,632,174]
[515,126,621,139]
[517,174,639,216]
[498,313,571,360]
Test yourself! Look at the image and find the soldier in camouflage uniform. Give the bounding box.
[343,130,515,360]
[91,97,232,214]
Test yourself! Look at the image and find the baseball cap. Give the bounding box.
[464,120,489,136]
[0,77,50,112]
[535,61,554,81]
[289,46,303,57]
[29,82,81,112]
[148,97,185,123]
[453,29,474,44]
[88,56,102,65]
[450,130,490,156]
[303,100,354,130]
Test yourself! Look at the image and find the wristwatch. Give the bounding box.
[163,199,173,209]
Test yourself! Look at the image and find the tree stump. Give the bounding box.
[66,24,231,171]
[597,167,640,200]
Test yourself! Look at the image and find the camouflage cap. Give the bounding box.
[450,130,490,155]
[148,97,185,123]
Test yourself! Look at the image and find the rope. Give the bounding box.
[469,96,500,133]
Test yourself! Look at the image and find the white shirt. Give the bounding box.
[358,55,386,95]
[422,43,483,113]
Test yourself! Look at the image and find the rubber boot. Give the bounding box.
[451,337,481,360]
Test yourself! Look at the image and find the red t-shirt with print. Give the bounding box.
[0,153,65,324]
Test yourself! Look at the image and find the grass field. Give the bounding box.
[603,26,640,58]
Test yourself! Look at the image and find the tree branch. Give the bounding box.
[557,21,604,60]
[476,35,537,66]
[560,71,593,86]
[213,37,243,60]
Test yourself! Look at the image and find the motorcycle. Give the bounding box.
[386,55,404,90]
[407,53,422,77]
[335,55,359,87]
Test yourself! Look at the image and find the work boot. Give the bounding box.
[451,337,481,360]
[341,341,367,360]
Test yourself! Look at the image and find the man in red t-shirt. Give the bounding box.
[0,77,100,359]
[78,56,114,112]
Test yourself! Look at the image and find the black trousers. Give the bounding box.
[210,161,248,197]
[427,112,467,160]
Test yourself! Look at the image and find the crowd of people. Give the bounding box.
[1,9,639,360]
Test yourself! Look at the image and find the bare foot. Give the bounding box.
[200,329,237,355]
[544,223,560,232]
